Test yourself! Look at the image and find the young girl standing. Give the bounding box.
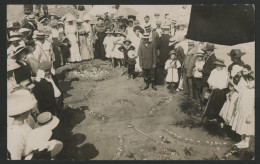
[111,30,126,68]
[103,30,115,67]
[165,50,181,94]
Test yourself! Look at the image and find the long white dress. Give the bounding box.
[103,36,115,58]
[65,24,81,62]
[230,78,255,136]
[129,33,143,72]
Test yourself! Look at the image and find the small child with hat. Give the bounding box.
[165,50,181,94]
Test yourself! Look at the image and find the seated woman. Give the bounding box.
[204,58,229,122]
[33,61,62,116]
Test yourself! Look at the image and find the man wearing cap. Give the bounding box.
[156,26,171,85]
[183,41,197,98]
[201,43,217,102]
[93,17,107,60]
[7,21,21,39]
[227,49,246,77]
[138,33,157,90]
[141,15,151,29]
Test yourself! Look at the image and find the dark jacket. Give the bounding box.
[14,61,32,84]
[33,78,58,115]
[183,47,198,77]
[138,42,157,69]
[228,60,245,73]
[118,45,135,66]
[202,53,217,87]
[157,34,171,67]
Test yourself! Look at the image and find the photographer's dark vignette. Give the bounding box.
[0,0,258,163]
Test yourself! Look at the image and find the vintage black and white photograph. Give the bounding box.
[6,3,255,160]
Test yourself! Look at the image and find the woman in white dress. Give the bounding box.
[65,16,81,63]
[103,30,115,67]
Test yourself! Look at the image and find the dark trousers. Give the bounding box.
[143,68,156,83]
[128,64,135,76]
[183,71,193,96]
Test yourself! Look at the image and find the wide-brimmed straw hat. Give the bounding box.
[7,58,20,72]
[8,89,37,117]
[227,49,246,57]
[123,38,132,44]
[11,46,31,59]
[19,28,31,33]
[213,58,226,67]
[8,37,21,42]
[35,112,60,130]
[201,43,216,51]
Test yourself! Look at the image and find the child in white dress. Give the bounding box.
[103,30,115,67]
[111,31,126,68]
[165,50,181,94]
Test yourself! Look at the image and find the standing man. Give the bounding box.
[156,26,171,85]
[138,33,157,90]
[141,15,151,29]
[183,41,197,98]
[93,17,107,60]
[144,24,159,49]
[170,19,177,36]
[201,43,217,103]
[22,15,38,40]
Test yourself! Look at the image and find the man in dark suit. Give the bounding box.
[138,33,157,90]
[201,43,217,102]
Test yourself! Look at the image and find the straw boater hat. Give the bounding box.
[19,28,31,33]
[169,50,177,55]
[8,89,37,117]
[213,58,226,67]
[142,33,150,39]
[9,32,23,38]
[58,20,64,25]
[8,37,21,42]
[36,32,47,39]
[11,46,31,59]
[123,38,132,44]
[7,58,20,72]
[27,14,35,21]
[227,49,246,57]
[201,43,216,51]
[35,112,60,130]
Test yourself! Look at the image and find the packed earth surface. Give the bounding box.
[7,5,255,160]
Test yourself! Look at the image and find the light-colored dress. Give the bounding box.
[165,59,181,82]
[83,22,94,59]
[230,78,255,136]
[219,91,239,125]
[103,36,115,58]
[111,36,124,59]
[129,34,143,72]
[78,25,92,60]
[65,24,81,62]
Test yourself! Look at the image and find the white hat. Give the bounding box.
[7,58,20,72]
[19,28,31,33]
[48,140,63,157]
[82,14,92,21]
[8,90,37,117]
[8,37,21,42]
[35,112,60,131]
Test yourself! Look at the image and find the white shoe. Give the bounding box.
[236,141,249,149]
[176,88,180,92]
[235,140,245,147]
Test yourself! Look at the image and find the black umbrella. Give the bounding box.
[186,4,255,45]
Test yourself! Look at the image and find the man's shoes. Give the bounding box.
[144,83,149,90]
[152,83,157,91]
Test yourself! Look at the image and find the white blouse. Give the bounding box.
[207,68,229,89]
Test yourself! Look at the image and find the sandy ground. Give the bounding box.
[6,5,255,160]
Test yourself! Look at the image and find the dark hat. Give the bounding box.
[127,18,134,23]
[227,49,246,57]
[213,58,226,67]
[123,38,132,44]
[169,50,177,55]
[144,15,150,19]
[128,15,136,21]
[201,43,216,51]
[7,21,21,29]
[11,46,31,59]
[38,61,52,71]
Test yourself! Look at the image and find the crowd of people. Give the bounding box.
[7,5,255,160]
